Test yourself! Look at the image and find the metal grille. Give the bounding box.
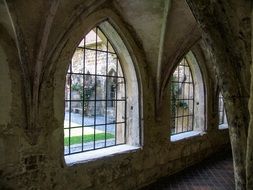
[64,26,126,155]
[170,58,194,135]
[218,93,226,125]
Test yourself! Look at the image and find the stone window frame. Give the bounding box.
[63,21,141,165]
[170,51,206,142]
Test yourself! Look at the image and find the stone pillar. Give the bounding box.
[185,1,251,189]
[246,9,253,190]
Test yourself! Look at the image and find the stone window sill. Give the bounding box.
[170,131,206,142]
[64,145,140,166]
[219,124,228,130]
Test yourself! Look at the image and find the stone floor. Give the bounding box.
[141,151,234,190]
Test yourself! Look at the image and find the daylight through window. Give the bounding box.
[170,58,194,135]
[218,92,227,125]
[64,26,126,155]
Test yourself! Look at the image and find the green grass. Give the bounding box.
[64,133,115,146]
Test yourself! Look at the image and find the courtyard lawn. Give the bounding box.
[64,133,115,146]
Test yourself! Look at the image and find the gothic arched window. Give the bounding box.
[64,24,136,156]
[170,58,194,134]
[170,52,205,137]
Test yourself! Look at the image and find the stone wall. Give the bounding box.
[0,1,237,190]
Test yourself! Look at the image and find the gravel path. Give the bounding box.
[64,112,116,133]
[64,139,116,154]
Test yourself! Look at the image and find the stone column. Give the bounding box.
[246,9,253,190]
[185,1,251,189]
